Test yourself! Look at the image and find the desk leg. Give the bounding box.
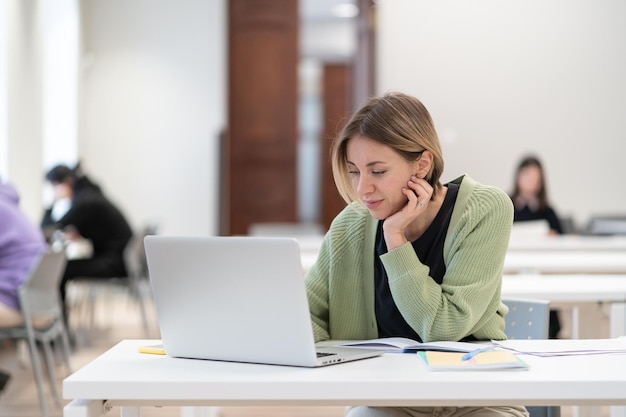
[570,306,579,339]
[608,301,626,417]
[181,407,221,417]
[608,303,626,417]
[609,302,626,338]
[611,407,626,417]
[120,406,141,417]
[575,407,602,417]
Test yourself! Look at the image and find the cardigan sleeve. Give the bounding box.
[304,203,378,343]
[305,236,332,342]
[380,185,512,342]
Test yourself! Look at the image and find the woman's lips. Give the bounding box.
[364,199,382,210]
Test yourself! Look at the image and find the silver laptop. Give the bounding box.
[144,235,383,367]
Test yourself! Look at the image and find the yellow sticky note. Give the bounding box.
[138,344,166,355]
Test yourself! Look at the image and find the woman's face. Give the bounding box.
[51,180,73,200]
[346,135,418,220]
[517,165,542,196]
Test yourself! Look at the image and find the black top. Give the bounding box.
[374,183,459,341]
[42,176,132,277]
[513,204,563,234]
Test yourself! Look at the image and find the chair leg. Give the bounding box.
[42,340,62,408]
[131,278,151,337]
[25,335,50,417]
[68,281,91,348]
[59,325,74,374]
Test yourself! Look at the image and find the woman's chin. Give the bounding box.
[367,208,391,221]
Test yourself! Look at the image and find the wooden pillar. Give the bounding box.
[225,0,299,235]
[320,64,352,230]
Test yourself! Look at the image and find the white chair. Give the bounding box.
[502,297,560,417]
[0,250,72,417]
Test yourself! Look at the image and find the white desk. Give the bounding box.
[507,235,626,252]
[502,274,626,338]
[302,246,626,276]
[63,339,626,417]
[503,251,626,274]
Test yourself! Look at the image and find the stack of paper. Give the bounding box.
[337,337,483,353]
[491,337,626,357]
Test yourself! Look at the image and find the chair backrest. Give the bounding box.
[501,297,550,340]
[124,224,158,279]
[18,251,67,319]
[502,298,561,417]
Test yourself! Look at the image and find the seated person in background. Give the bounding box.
[306,92,527,417]
[0,369,8,394]
[1,179,48,326]
[41,163,132,315]
[1,178,48,388]
[510,155,563,338]
[510,155,563,235]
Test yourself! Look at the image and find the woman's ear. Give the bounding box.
[414,150,434,179]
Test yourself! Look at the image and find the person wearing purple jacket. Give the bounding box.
[0,179,48,327]
[0,178,48,392]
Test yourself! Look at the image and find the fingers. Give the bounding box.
[407,175,433,207]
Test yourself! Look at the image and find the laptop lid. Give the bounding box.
[144,235,382,367]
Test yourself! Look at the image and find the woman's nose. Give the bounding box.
[356,176,372,195]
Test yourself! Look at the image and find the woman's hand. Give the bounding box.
[383,175,433,250]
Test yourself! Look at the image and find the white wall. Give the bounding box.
[377,0,626,228]
[0,1,7,180]
[42,0,79,171]
[5,0,44,223]
[6,1,624,233]
[79,0,226,236]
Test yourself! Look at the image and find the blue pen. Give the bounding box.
[461,347,494,361]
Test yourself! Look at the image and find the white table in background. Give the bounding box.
[508,235,626,252]
[503,251,626,274]
[502,274,626,338]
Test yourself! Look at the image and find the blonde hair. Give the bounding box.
[331,92,444,204]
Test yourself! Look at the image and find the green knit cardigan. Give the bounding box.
[305,175,513,343]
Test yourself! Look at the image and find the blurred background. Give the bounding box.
[1,0,625,238]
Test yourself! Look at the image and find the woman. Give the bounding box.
[41,163,132,311]
[510,155,563,235]
[305,92,526,417]
[510,155,563,338]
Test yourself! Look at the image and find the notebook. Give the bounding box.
[144,235,383,367]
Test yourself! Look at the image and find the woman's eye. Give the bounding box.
[348,170,359,176]
[372,170,386,176]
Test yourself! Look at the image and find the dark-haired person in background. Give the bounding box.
[41,163,132,318]
[510,155,563,235]
[510,155,563,338]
